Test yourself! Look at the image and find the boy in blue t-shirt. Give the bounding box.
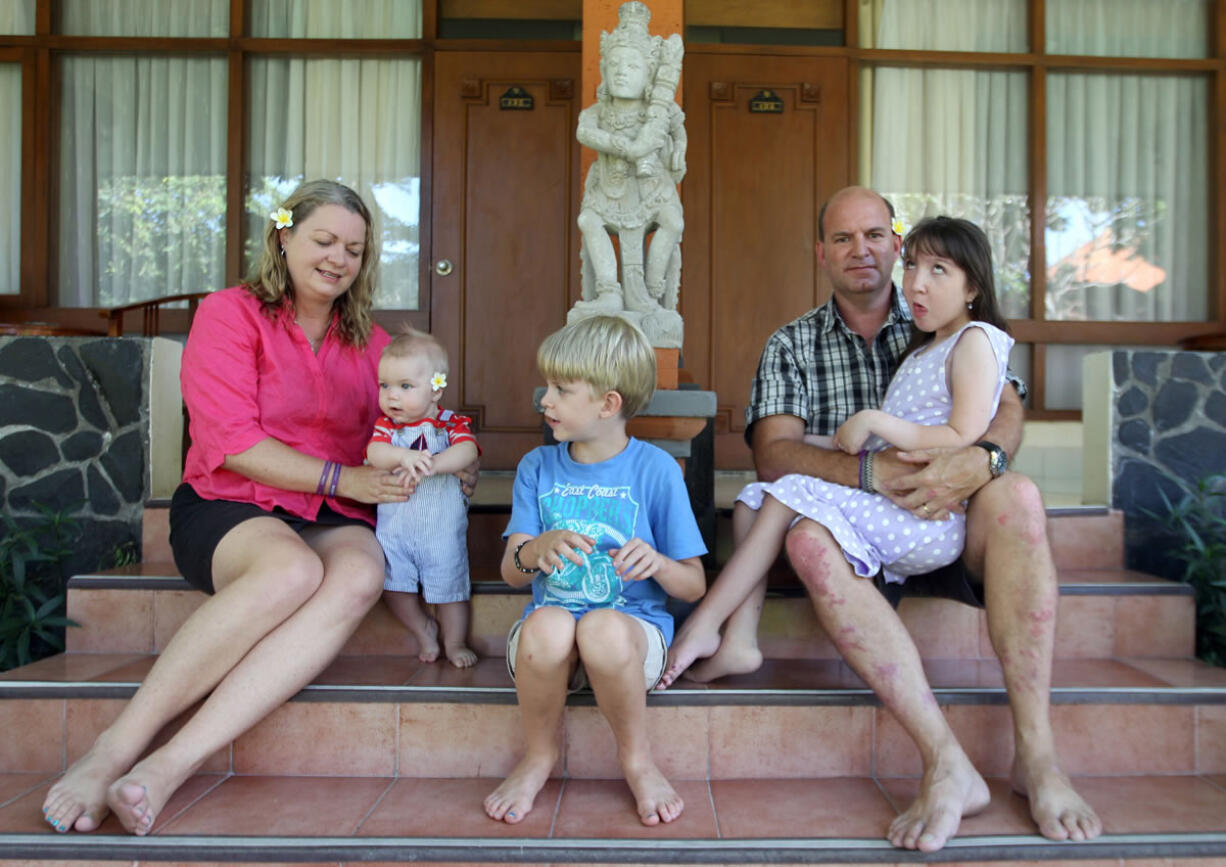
[483,316,707,829]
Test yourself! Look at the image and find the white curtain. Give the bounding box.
[250,0,420,38]
[59,0,228,36]
[1046,0,1208,57]
[0,0,33,34]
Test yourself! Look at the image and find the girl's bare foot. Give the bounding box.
[887,747,990,852]
[684,639,763,683]
[105,753,191,836]
[41,746,123,833]
[445,642,478,668]
[656,620,722,689]
[622,757,684,826]
[412,616,440,663]
[484,751,555,824]
[1012,753,1102,842]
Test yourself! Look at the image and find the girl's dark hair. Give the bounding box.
[900,216,1009,358]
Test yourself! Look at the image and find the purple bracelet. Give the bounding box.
[316,461,334,495]
[328,461,343,498]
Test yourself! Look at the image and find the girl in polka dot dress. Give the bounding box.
[660,217,1014,689]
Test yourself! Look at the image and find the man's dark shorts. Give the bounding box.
[169,483,371,595]
[873,558,986,609]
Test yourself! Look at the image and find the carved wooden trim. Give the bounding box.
[709,81,733,102]
[800,82,821,104]
[549,78,573,101]
[459,78,482,99]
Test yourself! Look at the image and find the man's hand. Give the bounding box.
[875,446,992,520]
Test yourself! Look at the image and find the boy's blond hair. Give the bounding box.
[537,315,656,419]
[383,327,449,375]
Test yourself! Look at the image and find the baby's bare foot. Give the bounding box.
[1012,754,1102,842]
[445,643,478,669]
[484,752,555,824]
[413,616,440,663]
[684,640,763,684]
[41,746,122,833]
[623,757,684,826]
[656,620,722,689]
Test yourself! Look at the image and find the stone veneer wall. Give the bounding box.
[0,336,181,576]
[1089,350,1226,580]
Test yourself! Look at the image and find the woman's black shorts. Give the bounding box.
[168,483,372,594]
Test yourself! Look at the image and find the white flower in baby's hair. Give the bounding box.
[431,372,447,391]
[271,207,294,229]
[891,218,905,237]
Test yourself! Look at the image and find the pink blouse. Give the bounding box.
[180,286,391,524]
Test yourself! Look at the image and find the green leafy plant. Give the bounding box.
[1156,474,1226,667]
[0,505,82,671]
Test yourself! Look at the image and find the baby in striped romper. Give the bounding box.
[367,330,481,668]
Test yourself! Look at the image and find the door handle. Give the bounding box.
[435,259,454,276]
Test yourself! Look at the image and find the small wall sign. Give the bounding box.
[499,86,534,110]
[749,90,784,114]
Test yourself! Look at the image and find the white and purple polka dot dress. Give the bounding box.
[737,322,1014,586]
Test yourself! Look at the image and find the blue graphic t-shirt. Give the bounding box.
[504,438,707,644]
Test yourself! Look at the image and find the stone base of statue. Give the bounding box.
[567,303,683,350]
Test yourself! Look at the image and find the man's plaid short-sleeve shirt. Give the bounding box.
[745,288,914,442]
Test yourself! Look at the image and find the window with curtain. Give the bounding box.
[59,0,228,36]
[1046,0,1210,58]
[0,0,33,34]
[57,53,228,307]
[0,63,19,294]
[246,1,422,309]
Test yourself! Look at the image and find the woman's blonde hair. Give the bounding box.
[537,315,656,419]
[244,179,380,347]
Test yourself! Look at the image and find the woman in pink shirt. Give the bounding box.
[43,180,414,836]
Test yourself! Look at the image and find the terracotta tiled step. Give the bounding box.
[4,655,1225,781]
[63,566,1196,661]
[2,773,1226,864]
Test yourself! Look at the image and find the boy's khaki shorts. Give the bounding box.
[505,610,668,692]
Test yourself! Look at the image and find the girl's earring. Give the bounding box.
[280,246,286,258]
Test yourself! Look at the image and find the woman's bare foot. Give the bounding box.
[1012,753,1102,842]
[622,757,684,826]
[105,753,191,836]
[411,616,440,663]
[887,746,990,853]
[445,642,478,669]
[684,639,763,684]
[484,751,555,824]
[656,619,722,689]
[41,745,124,833]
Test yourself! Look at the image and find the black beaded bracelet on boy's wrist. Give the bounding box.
[513,540,537,574]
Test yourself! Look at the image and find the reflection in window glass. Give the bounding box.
[59,0,227,36]
[250,0,421,38]
[1046,0,1208,58]
[0,0,34,34]
[860,0,1025,51]
[58,56,228,306]
[865,67,1030,319]
[0,64,19,293]
[1046,73,1207,322]
[246,58,421,309]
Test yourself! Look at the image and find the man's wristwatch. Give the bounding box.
[975,440,1009,478]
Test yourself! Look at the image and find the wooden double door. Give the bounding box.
[430,49,848,469]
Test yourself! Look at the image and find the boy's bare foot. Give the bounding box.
[1012,753,1102,842]
[656,620,722,689]
[887,746,990,852]
[684,640,763,684]
[105,753,190,836]
[622,757,684,825]
[484,752,555,824]
[445,643,478,668]
[41,746,122,833]
[411,616,440,663]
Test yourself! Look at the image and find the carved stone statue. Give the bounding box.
[569,1,686,349]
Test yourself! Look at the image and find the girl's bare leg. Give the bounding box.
[579,610,683,825]
[95,523,383,835]
[42,518,334,833]
[658,498,792,688]
[383,590,440,663]
[437,600,476,668]
[484,607,574,824]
